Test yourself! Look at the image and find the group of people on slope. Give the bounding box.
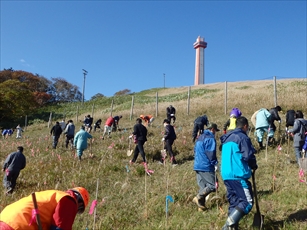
[1,124,24,139]
[192,113,257,230]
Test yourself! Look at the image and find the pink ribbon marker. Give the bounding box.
[28,209,39,226]
[299,169,306,183]
[89,200,97,214]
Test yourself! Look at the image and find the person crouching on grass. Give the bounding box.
[0,187,89,230]
[193,123,219,211]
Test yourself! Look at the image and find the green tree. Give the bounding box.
[0,80,38,121]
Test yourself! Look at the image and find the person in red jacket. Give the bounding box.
[0,187,89,230]
[102,116,114,140]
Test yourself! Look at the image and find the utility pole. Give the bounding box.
[82,69,88,105]
[163,73,165,88]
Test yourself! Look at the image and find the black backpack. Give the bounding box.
[286,110,295,127]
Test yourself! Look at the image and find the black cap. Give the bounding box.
[207,123,220,131]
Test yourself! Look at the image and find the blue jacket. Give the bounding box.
[74,129,92,150]
[193,130,217,172]
[255,108,271,129]
[220,128,257,180]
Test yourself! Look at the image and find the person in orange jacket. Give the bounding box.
[0,187,89,230]
[140,114,155,127]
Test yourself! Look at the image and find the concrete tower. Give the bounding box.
[193,36,207,85]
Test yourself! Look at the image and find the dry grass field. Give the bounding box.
[1,78,307,229]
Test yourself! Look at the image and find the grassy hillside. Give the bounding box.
[1,79,307,229]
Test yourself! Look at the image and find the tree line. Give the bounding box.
[0,68,82,122]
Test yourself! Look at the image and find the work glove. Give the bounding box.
[214,165,218,172]
[129,135,133,139]
[223,130,226,134]
[278,119,282,123]
[302,149,306,154]
[171,114,174,116]
[161,137,165,142]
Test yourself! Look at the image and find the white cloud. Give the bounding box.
[20,59,30,67]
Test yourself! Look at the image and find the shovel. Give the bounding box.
[127,138,133,156]
[252,170,264,229]
[210,171,221,202]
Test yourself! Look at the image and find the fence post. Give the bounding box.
[76,105,79,123]
[224,81,228,115]
[187,86,191,115]
[110,99,114,117]
[48,112,52,128]
[92,104,95,118]
[24,115,27,131]
[130,96,134,121]
[156,92,158,117]
[273,76,277,106]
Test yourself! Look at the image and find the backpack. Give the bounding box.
[286,110,295,127]
[298,119,307,141]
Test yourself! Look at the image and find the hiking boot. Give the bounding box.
[6,187,13,195]
[171,157,178,166]
[192,195,205,211]
[78,156,82,161]
[158,159,164,165]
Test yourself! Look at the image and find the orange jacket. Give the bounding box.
[0,190,76,230]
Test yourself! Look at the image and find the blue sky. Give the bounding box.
[1,1,306,100]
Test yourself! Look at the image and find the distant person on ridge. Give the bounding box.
[192,114,209,142]
[15,124,24,139]
[166,105,176,124]
[50,121,63,149]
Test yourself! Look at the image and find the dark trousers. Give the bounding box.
[65,134,74,148]
[132,140,146,163]
[193,123,205,139]
[3,170,20,192]
[167,115,176,123]
[164,139,175,158]
[224,179,254,215]
[52,135,60,148]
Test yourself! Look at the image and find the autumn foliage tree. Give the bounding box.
[0,80,37,121]
[0,68,82,122]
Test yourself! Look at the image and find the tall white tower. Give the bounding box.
[193,36,207,85]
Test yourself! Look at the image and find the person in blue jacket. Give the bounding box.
[74,125,92,160]
[220,116,258,230]
[193,123,219,211]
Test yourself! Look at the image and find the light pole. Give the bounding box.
[163,73,165,88]
[82,69,88,105]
